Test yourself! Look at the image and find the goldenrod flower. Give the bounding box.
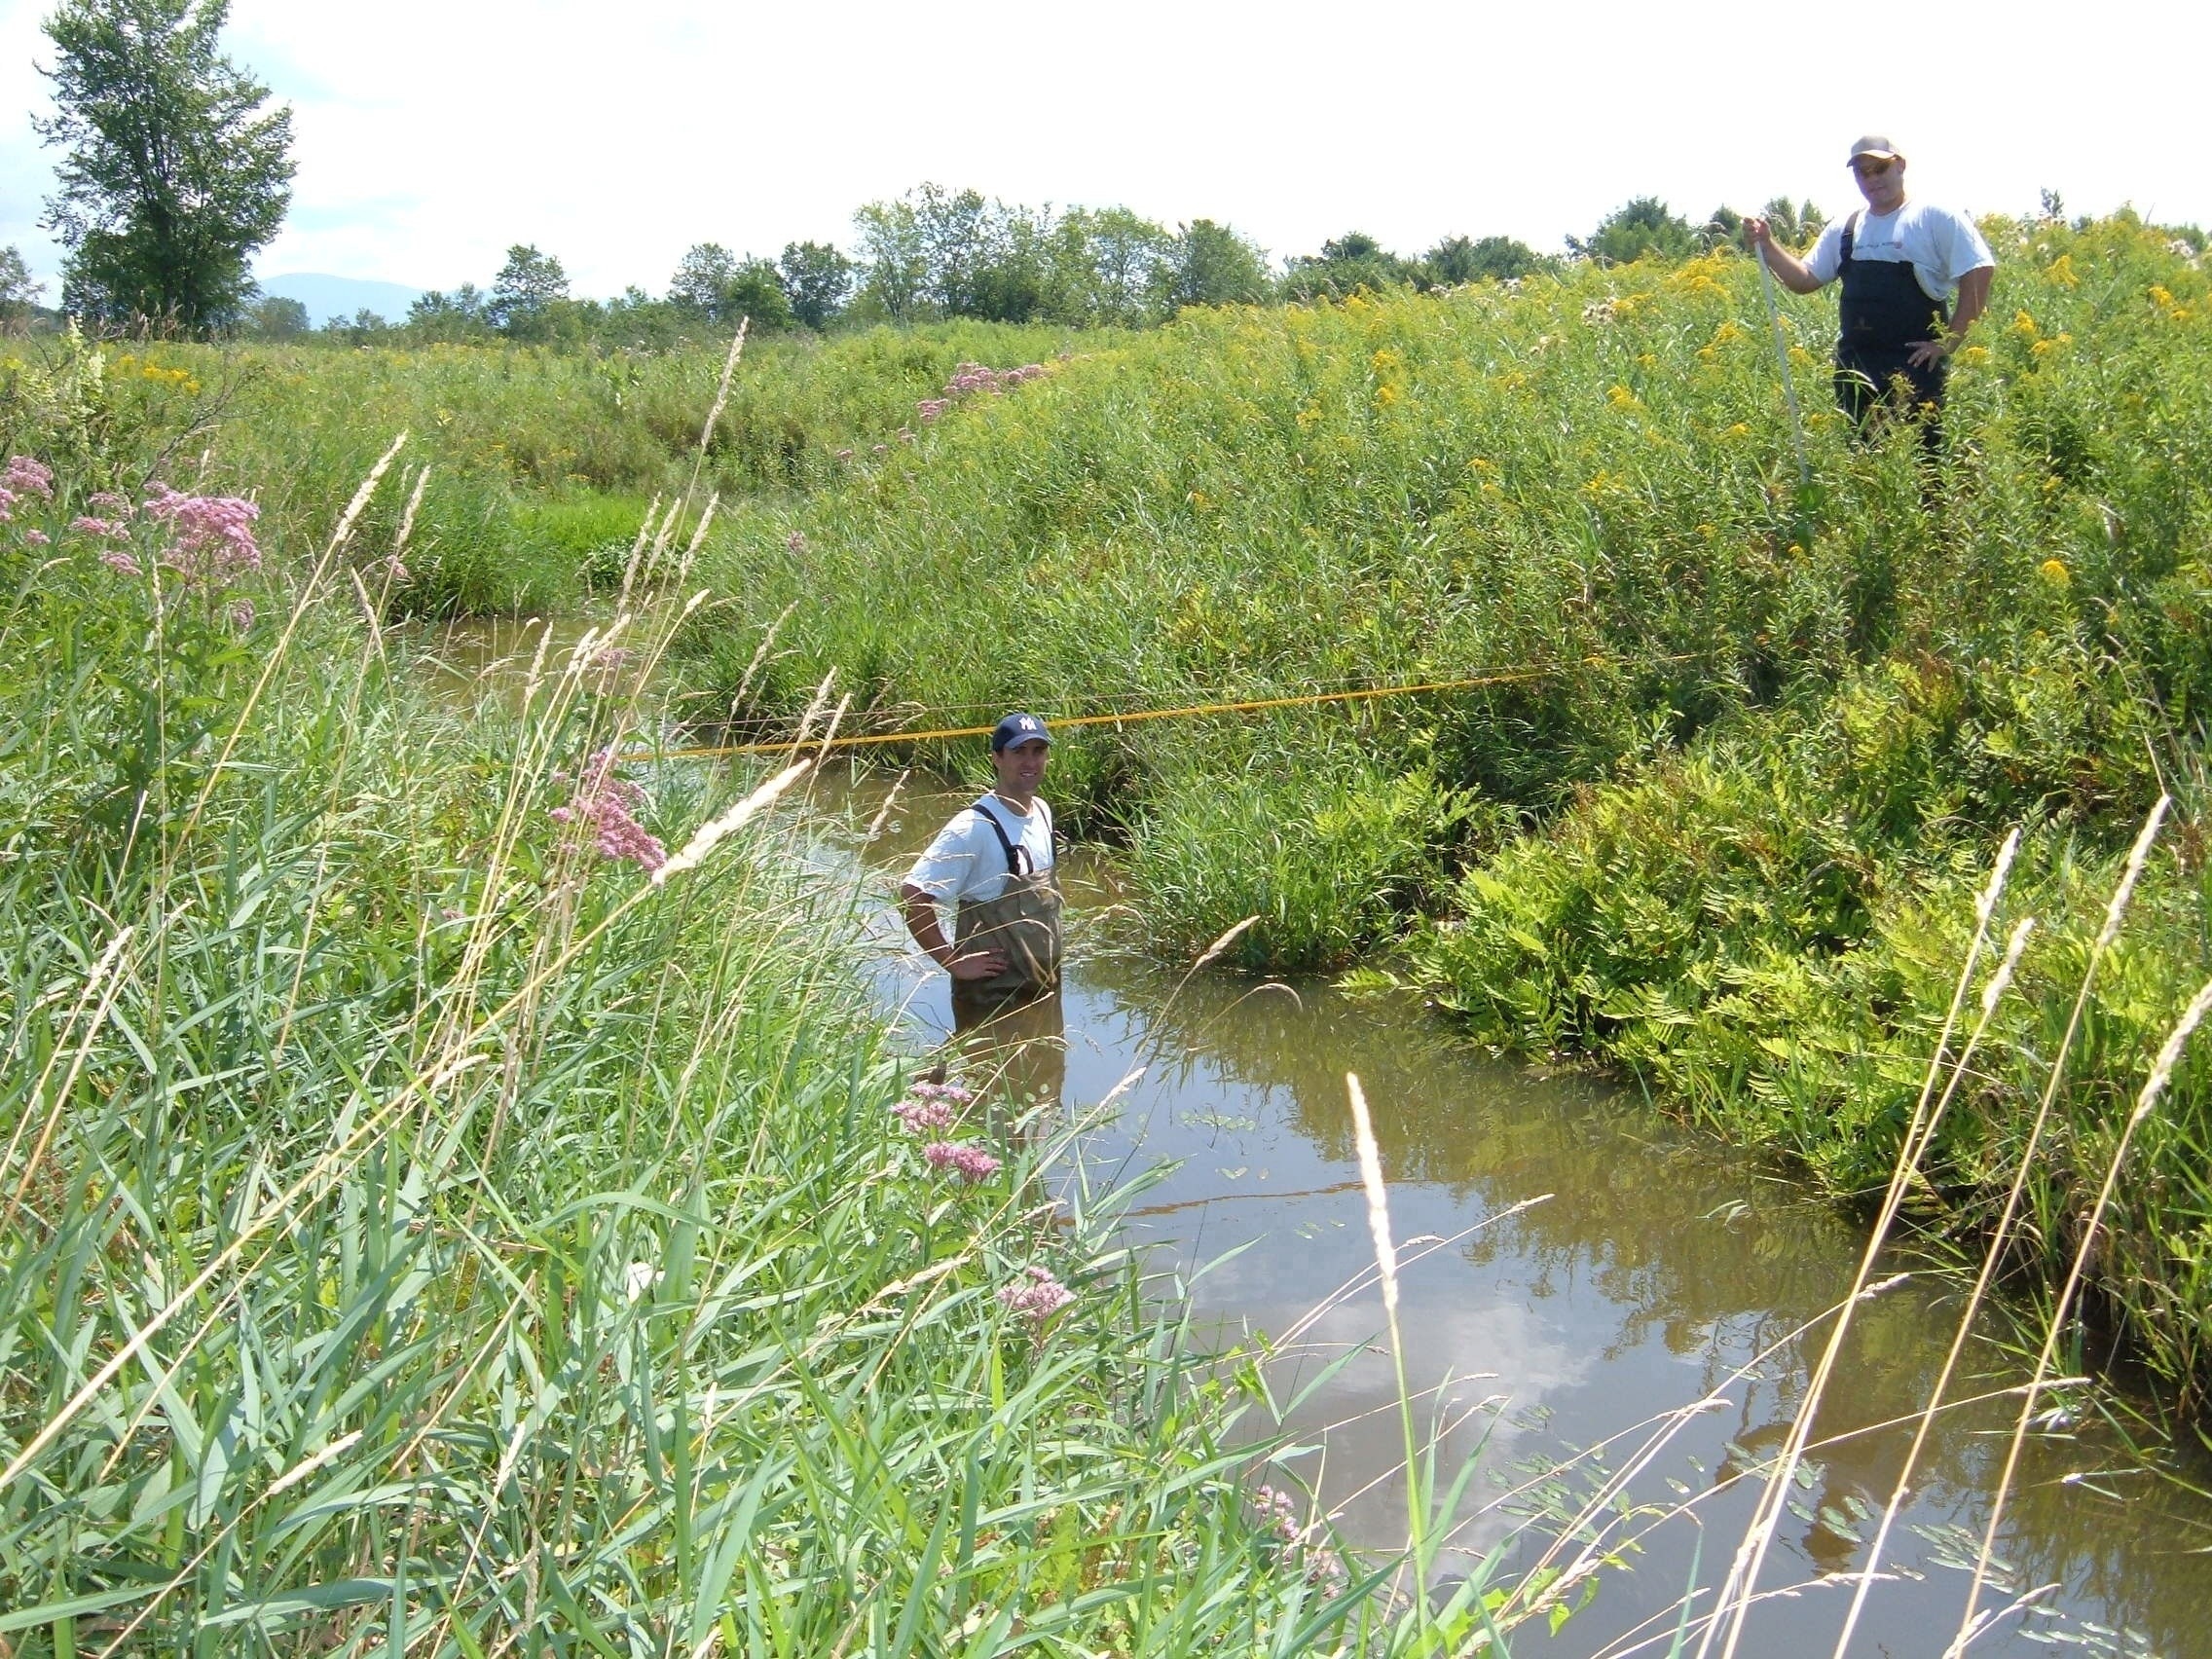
[2040,558,2070,586]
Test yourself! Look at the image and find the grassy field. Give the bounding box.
[655,212,2212,1408]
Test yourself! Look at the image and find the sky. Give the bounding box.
[3,0,2209,302]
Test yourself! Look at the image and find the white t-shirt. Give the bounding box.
[1804,202,1996,303]
[904,794,1055,905]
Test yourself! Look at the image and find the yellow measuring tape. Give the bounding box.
[650,650,1704,761]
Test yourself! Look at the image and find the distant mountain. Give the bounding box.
[258,273,426,326]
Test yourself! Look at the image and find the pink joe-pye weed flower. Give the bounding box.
[1252,1486,1303,1545]
[909,1080,975,1104]
[894,1096,957,1133]
[0,486,17,522]
[99,547,142,575]
[72,516,127,536]
[922,1140,1001,1183]
[3,456,54,498]
[549,746,667,872]
[22,529,49,546]
[143,483,261,584]
[996,1265,1074,1321]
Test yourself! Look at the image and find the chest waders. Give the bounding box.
[952,799,1064,1006]
[1835,210,1950,438]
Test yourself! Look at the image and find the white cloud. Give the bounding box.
[3,0,2207,297]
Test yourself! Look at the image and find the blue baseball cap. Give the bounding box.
[990,712,1052,751]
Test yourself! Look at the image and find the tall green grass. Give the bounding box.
[0,448,1442,1650]
[0,319,1113,616]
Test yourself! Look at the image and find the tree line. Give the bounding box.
[257,193,1829,349]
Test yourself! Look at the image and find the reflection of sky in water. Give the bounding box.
[803,774,2212,1659]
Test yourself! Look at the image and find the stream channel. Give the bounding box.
[436,621,2212,1658]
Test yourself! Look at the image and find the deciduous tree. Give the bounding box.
[1283,232,1417,301]
[778,240,853,331]
[1152,220,1272,311]
[1052,206,1170,326]
[406,284,491,343]
[240,292,307,338]
[1423,234,1545,286]
[35,0,294,333]
[0,246,47,329]
[669,243,791,330]
[488,244,569,339]
[852,197,928,324]
[1570,198,1697,267]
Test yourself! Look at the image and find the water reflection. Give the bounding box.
[950,988,1068,1127]
[814,767,2212,1659]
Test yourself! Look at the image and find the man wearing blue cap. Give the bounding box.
[1747,135,1995,442]
[901,712,1063,1014]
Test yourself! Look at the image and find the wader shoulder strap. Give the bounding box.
[1841,210,1861,264]
[974,797,1035,878]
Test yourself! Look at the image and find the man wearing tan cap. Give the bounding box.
[1748,136,1995,443]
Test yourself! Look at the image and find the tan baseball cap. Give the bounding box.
[1846,134,1901,165]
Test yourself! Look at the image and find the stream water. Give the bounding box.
[429,623,2212,1657]
[829,773,2212,1659]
